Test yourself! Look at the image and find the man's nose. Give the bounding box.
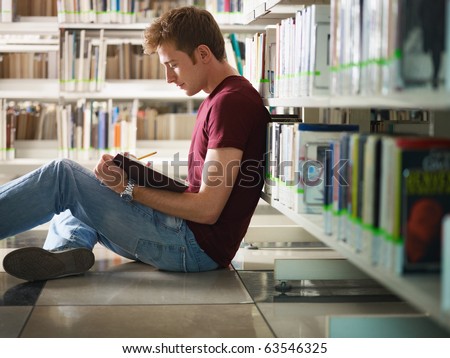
[165,67,176,84]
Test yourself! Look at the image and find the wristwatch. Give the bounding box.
[120,179,136,202]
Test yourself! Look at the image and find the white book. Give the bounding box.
[381,0,401,94]
[83,102,91,154]
[293,11,303,97]
[378,136,400,270]
[97,29,106,91]
[64,0,75,23]
[309,4,331,96]
[77,30,86,92]
[66,32,76,92]
[340,0,352,95]
[1,0,13,22]
[300,6,311,96]
[56,0,66,23]
[56,104,63,157]
[79,0,89,23]
[62,30,70,91]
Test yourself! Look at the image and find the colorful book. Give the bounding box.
[395,138,450,273]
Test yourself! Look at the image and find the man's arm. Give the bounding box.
[94,147,243,225]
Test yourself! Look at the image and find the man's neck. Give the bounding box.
[203,61,239,94]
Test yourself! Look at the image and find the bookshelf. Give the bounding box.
[247,0,450,335]
[1,2,264,174]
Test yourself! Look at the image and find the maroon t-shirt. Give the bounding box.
[186,76,270,267]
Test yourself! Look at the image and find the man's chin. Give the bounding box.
[184,89,200,97]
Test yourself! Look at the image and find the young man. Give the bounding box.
[0,6,270,281]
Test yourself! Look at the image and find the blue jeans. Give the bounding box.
[0,159,219,272]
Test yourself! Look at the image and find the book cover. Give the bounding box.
[113,153,188,193]
[396,139,450,273]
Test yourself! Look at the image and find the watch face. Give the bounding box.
[121,193,133,202]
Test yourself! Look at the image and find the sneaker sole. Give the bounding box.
[3,247,95,281]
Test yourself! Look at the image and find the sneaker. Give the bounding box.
[3,247,95,281]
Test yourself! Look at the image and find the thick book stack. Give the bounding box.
[325,133,450,276]
[245,4,331,98]
[330,0,449,95]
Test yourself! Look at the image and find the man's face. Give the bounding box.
[157,42,203,96]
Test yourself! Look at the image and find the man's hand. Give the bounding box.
[93,154,128,194]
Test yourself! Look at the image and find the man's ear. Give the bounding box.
[197,44,211,62]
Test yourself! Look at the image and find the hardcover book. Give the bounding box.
[113,153,188,193]
[396,139,450,273]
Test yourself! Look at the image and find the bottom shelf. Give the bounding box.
[261,192,450,333]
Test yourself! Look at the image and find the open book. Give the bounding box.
[113,153,188,193]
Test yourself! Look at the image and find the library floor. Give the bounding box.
[4,231,444,338]
[1,199,449,338]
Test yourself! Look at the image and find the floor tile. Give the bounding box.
[0,275,45,306]
[256,301,422,338]
[237,271,424,338]
[37,269,253,306]
[0,306,33,338]
[21,304,274,338]
[237,271,403,303]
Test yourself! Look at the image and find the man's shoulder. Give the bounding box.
[213,77,261,102]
